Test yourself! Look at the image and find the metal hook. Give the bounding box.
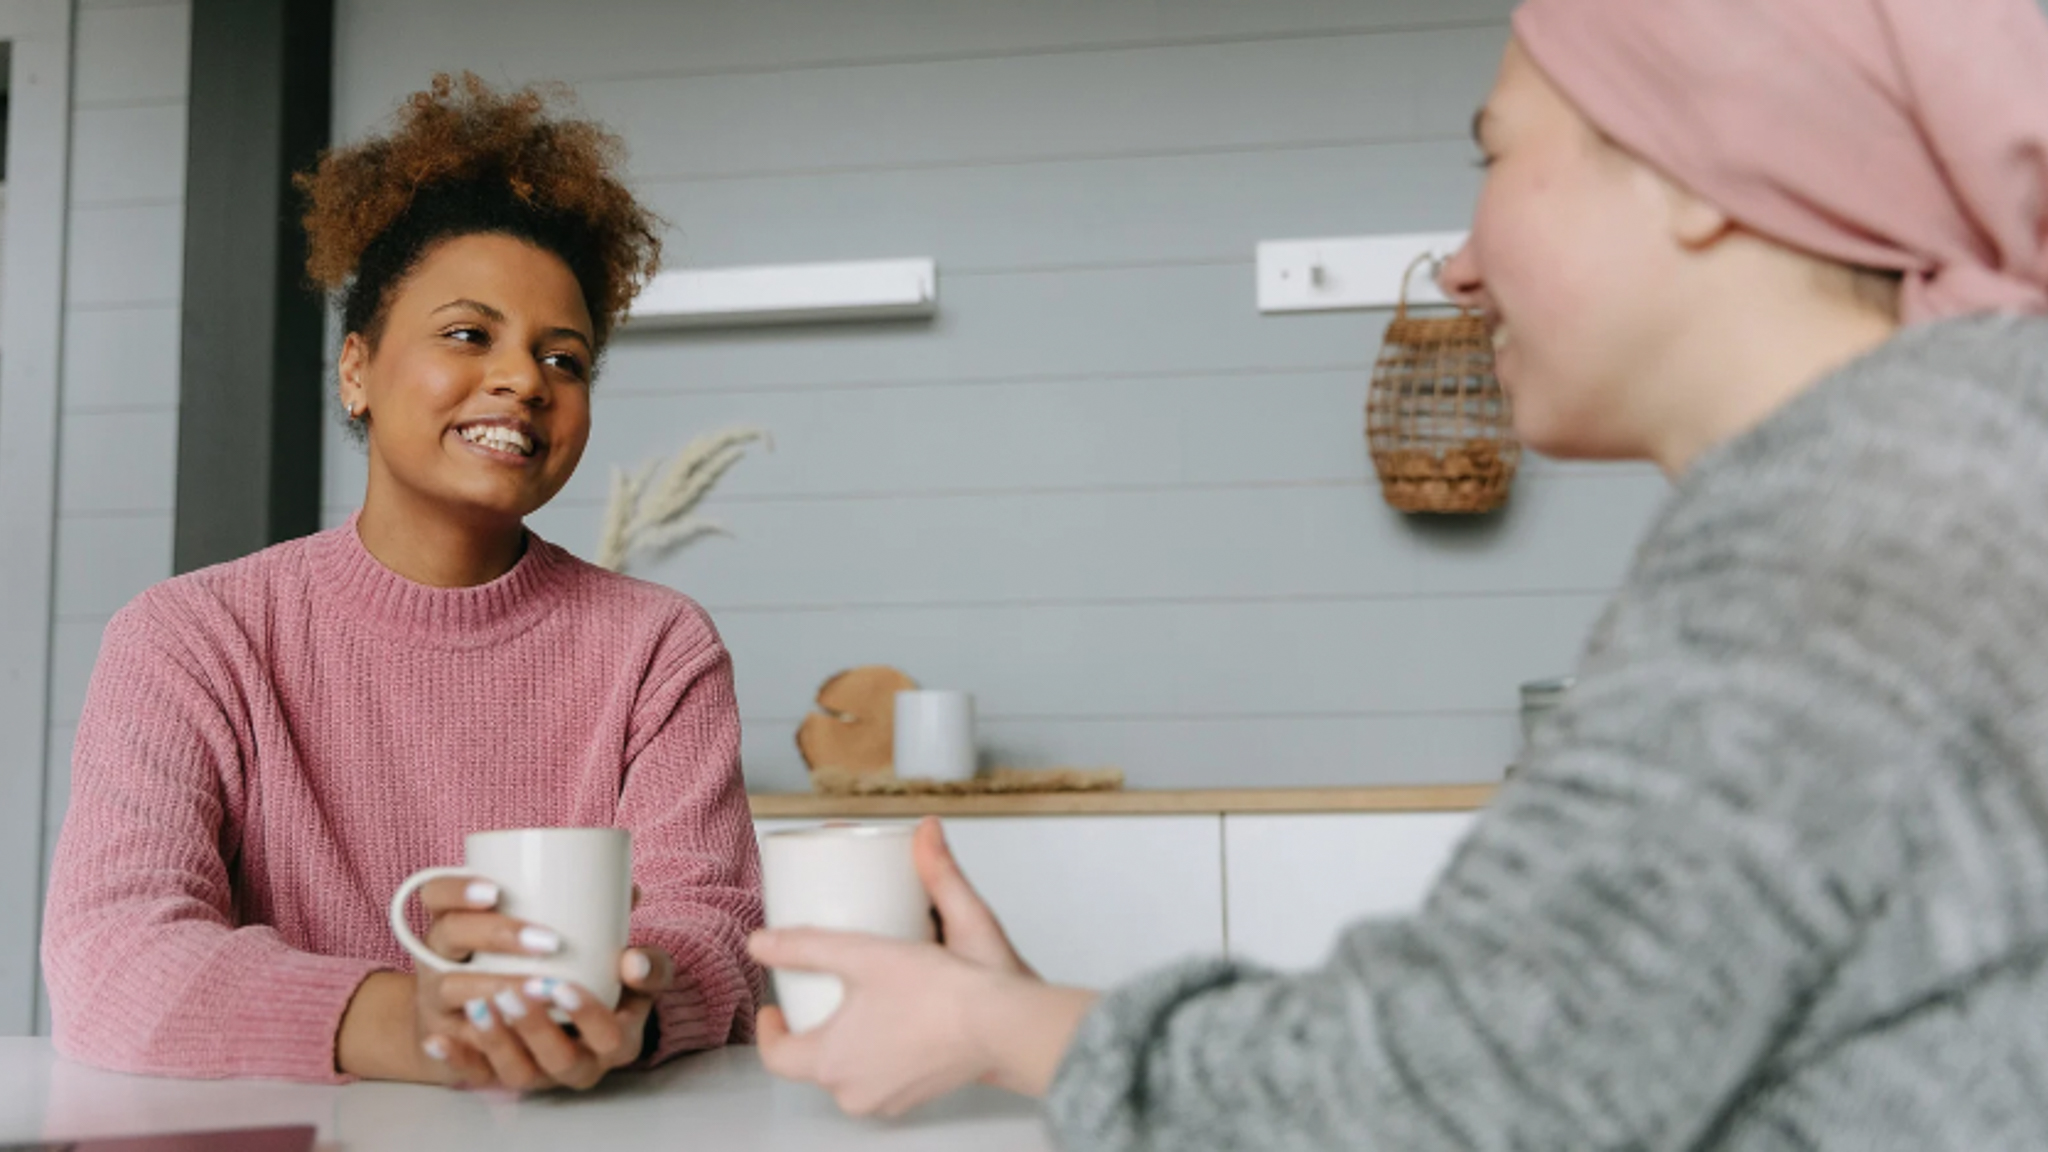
[1394,249,1462,319]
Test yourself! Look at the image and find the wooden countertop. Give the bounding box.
[749,784,1496,819]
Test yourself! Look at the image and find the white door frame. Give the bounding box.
[0,0,75,1035]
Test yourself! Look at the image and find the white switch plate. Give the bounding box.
[1256,232,1468,314]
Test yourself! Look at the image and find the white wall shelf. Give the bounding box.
[1256,231,1468,315]
[626,257,938,330]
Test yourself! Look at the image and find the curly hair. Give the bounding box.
[295,72,662,357]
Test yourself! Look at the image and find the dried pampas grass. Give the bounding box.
[595,427,768,573]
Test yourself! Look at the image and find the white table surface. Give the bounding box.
[0,1040,1056,1151]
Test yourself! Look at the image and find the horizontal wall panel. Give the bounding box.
[583,27,1508,180]
[518,473,1664,609]
[62,306,182,411]
[602,263,1403,393]
[337,370,1390,510]
[71,104,187,203]
[53,513,174,618]
[57,410,179,514]
[335,0,1517,134]
[74,3,190,107]
[715,592,1608,731]
[739,711,1521,794]
[323,368,1660,511]
[647,139,1478,273]
[65,203,184,307]
[49,617,111,728]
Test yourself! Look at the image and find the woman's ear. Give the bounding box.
[338,332,370,415]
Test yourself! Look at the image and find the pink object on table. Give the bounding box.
[41,515,764,1083]
[1514,0,2048,323]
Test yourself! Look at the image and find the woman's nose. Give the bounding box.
[1437,242,1487,311]
[487,352,548,404]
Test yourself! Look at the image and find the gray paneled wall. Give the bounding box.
[45,0,192,867]
[327,0,1669,791]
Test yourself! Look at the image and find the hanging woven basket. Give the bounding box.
[1365,254,1519,514]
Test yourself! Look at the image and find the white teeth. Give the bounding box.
[460,425,534,456]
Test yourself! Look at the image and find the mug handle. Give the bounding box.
[388,866,478,975]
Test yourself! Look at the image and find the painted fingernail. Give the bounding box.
[493,988,529,1021]
[465,881,500,908]
[525,976,580,1011]
[518,926,562,955]
[465,998,495,1032]
[422,1036,450,1061]
[624,951,653,982]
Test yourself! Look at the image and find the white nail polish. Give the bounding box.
[422,1036,450,1061]
[550,983,583,1012]
[624,951,653,982]
[465,998,495,1032]
[524,977,554,1000]
[466,880,500,908]
[518,926,562,955]
[493,988,529,1021]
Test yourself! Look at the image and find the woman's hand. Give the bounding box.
[749,818,1097,1116]
[406,877,675,1091]
[431,946,674,1092]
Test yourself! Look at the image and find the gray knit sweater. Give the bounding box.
[1045,315,2048,1151]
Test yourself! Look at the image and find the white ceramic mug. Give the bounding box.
[389,827,633,1009]
[894,690,977,781]
[761,824,934,1032]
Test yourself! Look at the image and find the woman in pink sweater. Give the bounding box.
[40,74,765,1090]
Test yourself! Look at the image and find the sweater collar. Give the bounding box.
[312,511,571,649]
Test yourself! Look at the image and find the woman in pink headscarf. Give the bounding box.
[749,1,2048,1146]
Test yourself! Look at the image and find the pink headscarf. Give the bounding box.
[1512,0,2048,322]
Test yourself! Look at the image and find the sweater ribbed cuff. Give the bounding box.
[196,950,387,1084]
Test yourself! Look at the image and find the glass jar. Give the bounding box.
[1518,677,1574,758]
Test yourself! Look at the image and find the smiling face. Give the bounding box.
[1438,39,1697,460]
[339,232,595,532]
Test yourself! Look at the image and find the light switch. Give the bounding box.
[1256,232,1468,314]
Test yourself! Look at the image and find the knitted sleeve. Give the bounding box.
[41,600,382,1083]
[613,604,766,1064]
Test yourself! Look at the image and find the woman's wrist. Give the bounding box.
[969,973,1097,1098]
[336,971,437,1083]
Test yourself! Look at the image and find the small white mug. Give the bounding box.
[389,827,633,1010]
[761,824,934,1032]
[894,690,977,781]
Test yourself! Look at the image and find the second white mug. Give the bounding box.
[760,824,934,1032]
[894,689,977,781]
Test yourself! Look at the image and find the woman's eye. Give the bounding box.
[445,326,488,345]
[545,352,588,379]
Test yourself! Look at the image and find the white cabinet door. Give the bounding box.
[755,816,1225,989]
[943,816,1224,988]
[1223,812,1478,971]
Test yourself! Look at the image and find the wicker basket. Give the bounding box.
[1365,255,1518,514]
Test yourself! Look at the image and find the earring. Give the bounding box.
[344,398,363,420]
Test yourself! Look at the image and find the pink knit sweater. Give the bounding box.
[41,517,765,1083]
